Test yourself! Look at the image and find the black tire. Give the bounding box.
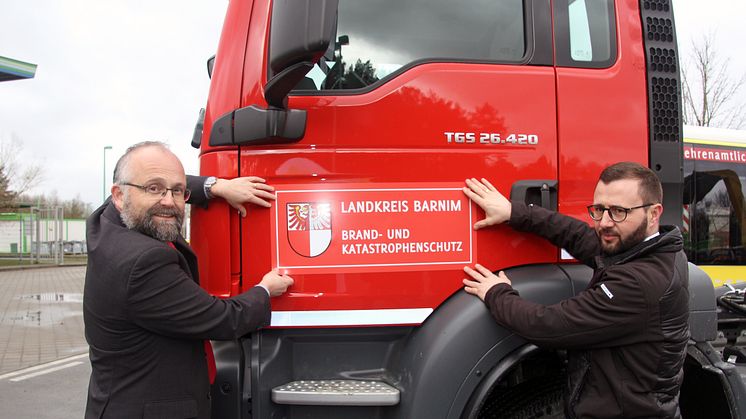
[478,373,565,419]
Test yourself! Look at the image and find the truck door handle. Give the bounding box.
[510,180,558,211]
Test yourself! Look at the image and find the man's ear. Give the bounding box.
[111,184,124,211]
[649,203,663,225]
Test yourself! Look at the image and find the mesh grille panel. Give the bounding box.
[640,0,681,145]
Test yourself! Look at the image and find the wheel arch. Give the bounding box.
[389,263,592,419]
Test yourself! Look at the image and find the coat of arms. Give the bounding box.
[286,202,332,257]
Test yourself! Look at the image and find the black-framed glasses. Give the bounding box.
[122,182,191,201]
[586,203,654,223]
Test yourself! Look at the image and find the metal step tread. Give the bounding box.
[272,379,400,406]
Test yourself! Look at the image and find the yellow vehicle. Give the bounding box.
[683,125,746,286]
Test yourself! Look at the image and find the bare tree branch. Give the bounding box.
[681,33,746,128]
[0,132,45,200]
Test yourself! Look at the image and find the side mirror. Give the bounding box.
[207,55,216,79]
[209,0,337,147]
[191,108,205,149]
[265,0,338,108]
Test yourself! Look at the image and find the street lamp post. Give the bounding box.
[103,146,112,203]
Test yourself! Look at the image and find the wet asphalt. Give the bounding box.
[0,266,88,418]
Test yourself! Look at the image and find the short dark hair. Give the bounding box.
[598,162,662,204]
[112,141,170,184]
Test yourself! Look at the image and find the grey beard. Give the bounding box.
[121,200,184,242]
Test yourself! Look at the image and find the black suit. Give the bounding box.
[84,176,269,418]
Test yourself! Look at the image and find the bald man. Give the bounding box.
[84,141,293,418]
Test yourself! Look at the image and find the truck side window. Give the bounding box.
[297,0,525,92]
[555,0,616,68]
[568,0,593,61]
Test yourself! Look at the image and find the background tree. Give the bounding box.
[18,192,93,219]
[681,33,745,128]
[62,195,94,219]
[0,165,17,208]
[0,133,44,204]
[346,59,378,87]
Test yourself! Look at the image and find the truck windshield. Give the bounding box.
[299,0,525,91]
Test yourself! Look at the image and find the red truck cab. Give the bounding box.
[188,1,742,418]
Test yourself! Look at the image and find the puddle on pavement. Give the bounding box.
[17,293,83,303]
[4,293,84,326]
[5,307,83,326]
[8,311,41,324]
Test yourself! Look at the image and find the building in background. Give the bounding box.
[0,212,86,254]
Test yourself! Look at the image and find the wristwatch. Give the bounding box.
[204,176,218,199]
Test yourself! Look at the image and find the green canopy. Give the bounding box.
[0,56,37,82]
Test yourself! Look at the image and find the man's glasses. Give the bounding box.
[122,182,191,201]
[586,203,654,223]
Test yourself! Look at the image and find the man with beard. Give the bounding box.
[461,162,689,419]
[84,141,293,418]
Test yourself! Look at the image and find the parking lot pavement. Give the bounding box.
[0,266,88,375]
[0,356,90,419]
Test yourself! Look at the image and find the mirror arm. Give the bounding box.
[264,61,315,109]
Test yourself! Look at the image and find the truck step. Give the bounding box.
[271,379,400,406]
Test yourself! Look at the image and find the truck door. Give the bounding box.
[554,0,649,223]
[240,0,560,323]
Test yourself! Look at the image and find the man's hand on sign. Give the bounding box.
[212,177,277,216]
[260,269,294,297]
[463,178,511,229]
[462,264,512,301]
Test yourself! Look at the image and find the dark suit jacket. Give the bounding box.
[84,176,270,419]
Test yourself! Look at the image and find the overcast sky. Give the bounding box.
[0,0,744,210]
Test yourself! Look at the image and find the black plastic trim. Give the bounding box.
[190,107,205,149]
[267,0,338,77]
[510,180,558,211]
[210,340,244,419]
[460,344,542,419]
[688,263,717,343]
[208,106,307,147]
[234,105,307,145]
[528,0,553,66]
[209,111,234,147]
[266,0,338,106]
[207,55,216,79]
[398,264,580,419]
[688,341,746,418]
[265,62,314,108]
[557,263,593,296]
[639,0,683,228]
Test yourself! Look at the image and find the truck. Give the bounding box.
[189,0,746,417]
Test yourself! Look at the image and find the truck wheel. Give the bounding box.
[477,373,564,419]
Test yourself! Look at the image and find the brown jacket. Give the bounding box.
[484,203,689,418]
